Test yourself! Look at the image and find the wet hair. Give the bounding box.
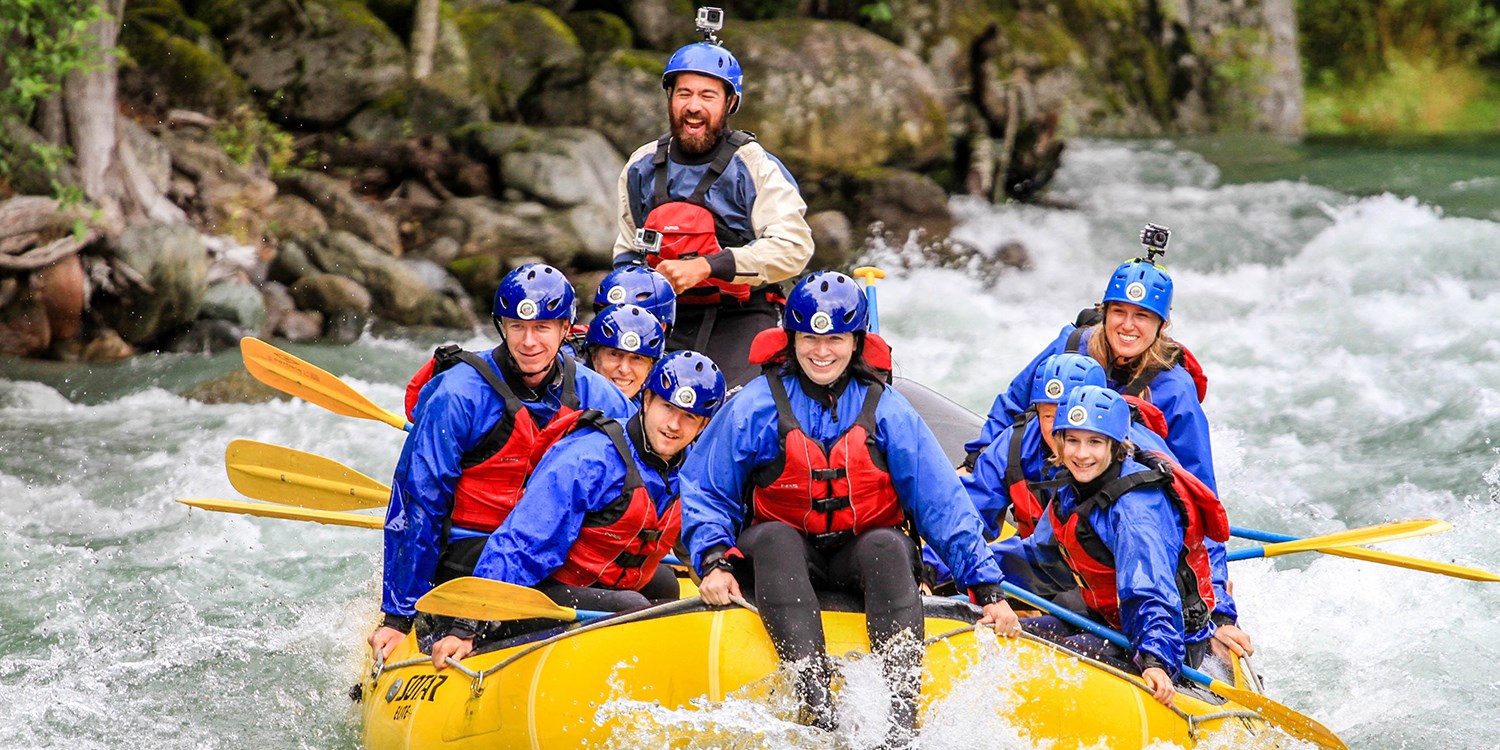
[1086,302,1182,389]
[776,331,885,385]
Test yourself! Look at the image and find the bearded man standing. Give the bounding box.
[612,11,814,389]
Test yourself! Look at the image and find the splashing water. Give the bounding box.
[2,137,1499,747]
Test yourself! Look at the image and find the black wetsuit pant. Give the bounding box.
[736,522,923,745]
[668,295,780,390]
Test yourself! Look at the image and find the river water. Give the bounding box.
[2,136,1498,748]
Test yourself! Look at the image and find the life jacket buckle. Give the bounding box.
[810,468,847,482]
[810,495,851,513]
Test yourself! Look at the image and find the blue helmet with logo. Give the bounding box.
[1055,385,1132,443]
[587,304,666,359]
[1030,353,1107,406]
[646,350,725,418]
[593,266,676,328]
[494,263,576,323]
[663,42,743,114]
[1102,260,1172,321]
[784,272,868,335]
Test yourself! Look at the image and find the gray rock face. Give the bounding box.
[301,231,465,327]
[850,169,954,247]
[265,195,330,241]
[208,0,408,126]
[102,223,210,344]
[728,20,948,174]
[121,119,173,196]
[430,197,586,266]
[291,273,374,316]
[807,210,855,271]
[200,281,269,333]
[621,0,674,49]
[499,127,623,210]
[276,171,402,254]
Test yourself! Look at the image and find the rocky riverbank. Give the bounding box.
[0,0,1301,361]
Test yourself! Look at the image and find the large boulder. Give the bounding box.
[725,20,948,175]
[97,223,209,344]
[533,49,666,153]
[159,131,277,242]
[844,168,954,247]
[427,196,588,268]
[196,0,408,126]
[200,280,269,333]
[275,171,402,254]
[0,279,52,357]
[301,231,470,327]
[456,4,585,119]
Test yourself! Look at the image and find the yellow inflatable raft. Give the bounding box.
[358,595,1282,749]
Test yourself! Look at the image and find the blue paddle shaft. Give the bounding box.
[1226,546,1269,562]
[1230,525,1296,544]
[997,582,1218,689]
[866,285,880,334]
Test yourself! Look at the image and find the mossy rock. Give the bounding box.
[120,8,251,116]
[456,4,585,119]
[723,20,949,175]
[530,49,665,153]
[363,0,417,40]
[201,0,408,126]
[564,10,634,60]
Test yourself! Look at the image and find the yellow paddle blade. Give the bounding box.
[416,577,579,622]
[177,498,384,529]
[226,439,390,511]
[851,265,887,285]
[1258,518,1451,558]
[1318,546,1500,582]
[240,337,407,430]
[1207,677,1347,750]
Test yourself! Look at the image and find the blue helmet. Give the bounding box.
[784,272,868,335]
[646,350,725,418]
[494,263,576,323]
[663,42,743,114]
[1055,385,1132,443]
[1030,353,1107,406]
[587,304,666,359]
[593,266,677,328]
[1102,260,1173,321]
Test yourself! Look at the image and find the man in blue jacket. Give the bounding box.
[368,264,633,660]
[426,351,726,669]
[612,18,813,388]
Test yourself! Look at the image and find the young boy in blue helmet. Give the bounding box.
[427,351,726,669]
[612,12,813,389]
[945,353,1253,662]
[681,271,1019,747]
[999,385,1231,707]
[369,264,633,660]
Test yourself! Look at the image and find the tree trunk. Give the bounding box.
[61,0,183,235]
[410,0,442,80]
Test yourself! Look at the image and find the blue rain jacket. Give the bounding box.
[998,457,1193,676]
[381,350,632,618]
[472,416,677,586]
[680,373,1004,592]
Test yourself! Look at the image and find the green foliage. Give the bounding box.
[1299,0,1500,86]
[0,0,110,196]
[211,106,297,174]
[1304,53,1500,133]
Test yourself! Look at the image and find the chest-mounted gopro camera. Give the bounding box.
[635,227,663,255]
[696,6,724,43]
[1138,223,1170,264]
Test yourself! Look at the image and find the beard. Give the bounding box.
[670,106,728,156]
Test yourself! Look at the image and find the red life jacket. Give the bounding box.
[1001,410,1069,538]
[641,131,757,305]
[552,413,681,591]
[746,327,894,372]
[749,376,905,548]
[1064,323,1207,439]
[404,346,583,533]
[1044,450,1229,632]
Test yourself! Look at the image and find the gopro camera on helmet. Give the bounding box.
[696,7,724,35]
[1138,223,1170,262]
[635,227,663,255]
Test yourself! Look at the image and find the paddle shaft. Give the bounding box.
[997,582,1345,749]
[1228,525,1499,581]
